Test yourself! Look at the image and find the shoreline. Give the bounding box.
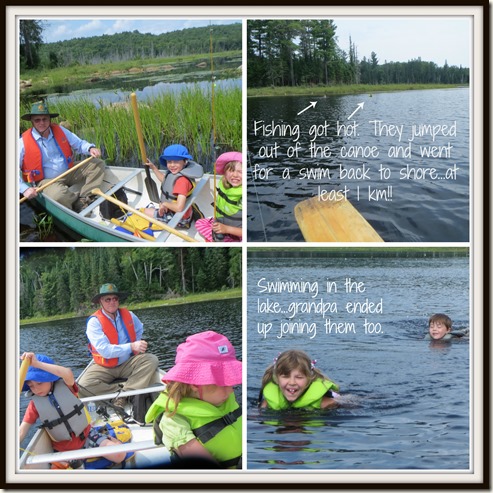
[20,288,241,327]
[247,83,467,98]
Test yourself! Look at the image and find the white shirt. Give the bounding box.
[19,125,95,194]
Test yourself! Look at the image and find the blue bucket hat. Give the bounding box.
[159,144,193,166]
[22,354,61,392]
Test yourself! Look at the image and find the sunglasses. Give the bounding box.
[102,296,119,303]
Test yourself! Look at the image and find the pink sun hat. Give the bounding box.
[214,151,242,175]
[163,331,242,386]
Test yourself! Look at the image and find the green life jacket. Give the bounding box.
[262,378,339,410]
[215,182,242,227]
[160,161,204,201]
[32,380,89,442]
[145,392,242,468]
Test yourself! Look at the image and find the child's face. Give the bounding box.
[196,384,234,406]
[26,380,52,396]
[166,159,186,174]
[225,163,242,187]
[277,368,310,403]
[429,320,451,339]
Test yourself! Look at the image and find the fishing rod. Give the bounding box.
[210,24,225,242]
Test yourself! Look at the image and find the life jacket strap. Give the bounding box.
[41,402,85,432]
[192,406,242,444]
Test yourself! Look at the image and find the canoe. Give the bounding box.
[30,166,217,243]
[19,364,169,470]
[294,196,384,242]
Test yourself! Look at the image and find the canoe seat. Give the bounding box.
[78,169,142,217]
[154,176,210,242]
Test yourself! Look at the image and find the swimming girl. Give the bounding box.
[145,331,242,468]
[259,349,340,410]
[195,151,242,242]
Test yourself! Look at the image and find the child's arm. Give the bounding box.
[175,438,219,464]
[159,193,187,214]
[212,222,242,238]
[21,352,75,388]
[320,395,339,409]
[19,421,32,443]
[145,159,165,183]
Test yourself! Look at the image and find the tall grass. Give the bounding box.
[19,85,241,171]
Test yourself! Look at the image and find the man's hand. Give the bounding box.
[23,187,38,200]
[131,340,148,354]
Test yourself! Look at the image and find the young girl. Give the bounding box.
[144,144,203,229]
[19,352,127,469]
[196,151,242,242]
[259,349,340,410]
[145,331,242,469]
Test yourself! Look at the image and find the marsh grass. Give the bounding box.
[20,86,241,170]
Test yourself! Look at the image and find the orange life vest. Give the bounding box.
[21,124,74,183]
[88,308,137,367]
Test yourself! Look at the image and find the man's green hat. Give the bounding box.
[91,283,128,304]
[21,101,59,121]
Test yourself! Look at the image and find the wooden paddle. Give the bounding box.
[294,196,384,242]
[19,356,31,393]
[19,156,94,204]
[92,188,198,242]
[130,93,160,203]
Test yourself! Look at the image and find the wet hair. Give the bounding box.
[164,381,196,417]
[260,349,329,391]
[221,161,242,190]
[428,313,452,329]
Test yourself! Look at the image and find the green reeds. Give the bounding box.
[19,85,241,170]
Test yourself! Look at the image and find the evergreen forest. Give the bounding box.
[31,23,242,70]
[19,247,241,319]
[247,20,469,88]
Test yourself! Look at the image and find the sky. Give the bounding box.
[40,17,471,68]
[41,19,240,44]
[333,17,471,67]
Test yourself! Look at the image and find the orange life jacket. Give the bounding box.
[21,124,74,183]
[88,308,137,367]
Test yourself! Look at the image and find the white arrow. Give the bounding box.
[347,102,365,120]
[297,101,318,116]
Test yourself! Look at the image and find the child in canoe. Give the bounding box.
[196,151,242,242]
[259,349,340,410]
[19,352,127,469]
[143,144,203,229]
[145,331,242,468]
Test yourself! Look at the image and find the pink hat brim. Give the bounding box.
[214,151,242,175]
[162,360,242,386]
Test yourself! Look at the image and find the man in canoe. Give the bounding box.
[19,101,105,212]
[78,283,160,406]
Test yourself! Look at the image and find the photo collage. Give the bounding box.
[8,5,486,489]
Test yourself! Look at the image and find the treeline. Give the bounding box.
[38,23,242,68]
[247,19,469,88]
[19,247,241,319]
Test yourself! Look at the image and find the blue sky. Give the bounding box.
[40,17,470,68]
[41,19,240,44]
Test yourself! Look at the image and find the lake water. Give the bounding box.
[19,299,242,448]
[246,88,469,242]
[246,253,470,470]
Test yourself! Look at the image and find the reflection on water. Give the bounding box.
[247,88,469,242]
